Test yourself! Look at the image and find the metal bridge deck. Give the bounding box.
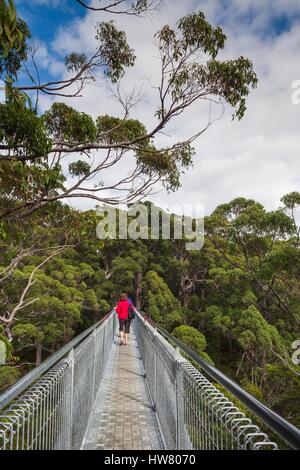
[82,328,163,450]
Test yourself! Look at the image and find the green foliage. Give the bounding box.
[261,364,300,425]
[132,0,148,14]
[0,160,65,213]
[156,11,257,121]
[65,52,87,73]
[96,115,195,191]
[207,58,258,120]
[95,21,136,83]
[0,102,52,159]
[281,191,300,210]
[172,325,207,354]
[241,290,257,307]
[69,160,91,178]
[240,380,265,401]
[137,143,195,192]
[44,102,97,144]
[0,366,19,391]
[13,323,44,342]
[142,270,182,327]
[0,0,31,79]
[233,305,274,353]
[96,115,147,144]
[178,11,226,58]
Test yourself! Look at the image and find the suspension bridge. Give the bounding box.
[0,311,300,450]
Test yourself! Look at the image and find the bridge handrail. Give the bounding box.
[140,312,300,450]
[0,310,116,450]
[0,311,113,410]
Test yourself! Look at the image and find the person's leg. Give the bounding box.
[119,320,124,344]
[124,320,130,345]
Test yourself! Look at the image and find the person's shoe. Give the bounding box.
[119,341,123,345]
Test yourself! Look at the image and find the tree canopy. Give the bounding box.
[0,1,257,221]
[1,195,300,428]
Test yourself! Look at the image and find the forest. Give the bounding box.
[0,0,299,433]
[1,195,300,428]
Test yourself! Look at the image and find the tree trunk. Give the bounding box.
[179,275,189,307]
[5,325,13,342]
[35,341,42,367]
[64,325,70,343]
[94,308,98,323]
[135,271,142,309]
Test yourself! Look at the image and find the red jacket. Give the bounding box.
[115,300,129,320]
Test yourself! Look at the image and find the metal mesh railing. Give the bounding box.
[134,313,280,450]
[1,308,299,451]
[0,312,116,450]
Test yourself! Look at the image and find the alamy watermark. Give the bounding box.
[0,340,6,365]
[292,339,300,365]
[96,203,204,250]
[291,80,300,104]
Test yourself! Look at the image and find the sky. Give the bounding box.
[13,0,300,216]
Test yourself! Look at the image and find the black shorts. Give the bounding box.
[119,319,131,334]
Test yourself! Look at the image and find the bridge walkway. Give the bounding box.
[82,328,163,450]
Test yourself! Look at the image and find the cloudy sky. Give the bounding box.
[15,0,300,216]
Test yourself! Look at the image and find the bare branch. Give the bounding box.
[0,246,70,338]
[75,0,163,16]
[271,348,300,378]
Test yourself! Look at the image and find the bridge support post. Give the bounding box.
[101,326,106,379]
[67,348,75,450]
[153,328,158,412]
[92,329,97,404]
[175,348,185,450]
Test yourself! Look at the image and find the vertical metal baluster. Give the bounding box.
[43,386,48,450]
[199,384,203,449]
[26,402,31,450]
[56,376,60,449]
[35,394,39,449]
[39,389,44,449]
[54,375,59,449]
[196,383,199,449]
[49,379,54,449]
[58,372,63,449]
[193,381,196,449]
[154,330,157,412]
[91,330,96,406]
[68,349,74,450]
[62,373,66,450]
[191,378,194,448]
[101,327,106,387]
[205,392,209,450]
[49,379,55,449]
[195,382,198,449]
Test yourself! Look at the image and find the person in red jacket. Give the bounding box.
[115,293,131,345]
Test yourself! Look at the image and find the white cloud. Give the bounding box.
[32,0,300,216]
[31,40,66,76]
